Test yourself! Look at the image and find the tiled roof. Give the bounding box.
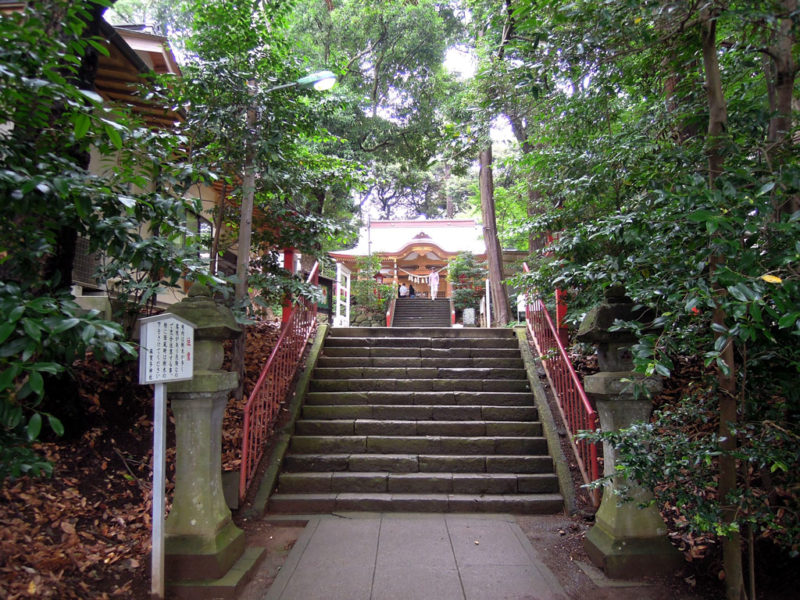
[332,219,486,257]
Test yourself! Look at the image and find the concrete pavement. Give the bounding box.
[263,513,568,600]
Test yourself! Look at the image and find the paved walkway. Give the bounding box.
[263,513,568,600]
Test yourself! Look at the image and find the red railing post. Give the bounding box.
[282,248,295,328]
[239,261,319,501]
[522,263,601,506]
[555,288,569,347]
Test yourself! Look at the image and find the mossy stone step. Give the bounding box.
[294,419,542,437]
[312,367,527,380]
[317,356,524,369]
[309,378,530,393]
[329,325,514,338]
[304,390,533,406]
[276,472,558,494]
[321,347,522,359]
[268,492,564,514]
[301,404,539,421]
[325,337,519,349]
[281,453,554,474]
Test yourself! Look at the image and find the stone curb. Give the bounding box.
[515,326,577,515]
[240,324,330,519]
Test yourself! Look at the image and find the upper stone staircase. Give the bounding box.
[268,327,564,514]
[391,297,451,327]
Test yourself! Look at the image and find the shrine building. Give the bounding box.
[328,219,524,298]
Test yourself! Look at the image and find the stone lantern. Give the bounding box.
[578,285,682,578]
[162,284,259,589]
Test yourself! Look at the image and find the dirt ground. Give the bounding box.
[516,514,703,600]
[236,520,306,600]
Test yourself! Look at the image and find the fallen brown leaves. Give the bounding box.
[1,320,280,599]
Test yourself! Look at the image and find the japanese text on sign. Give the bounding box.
[139,314,195,384]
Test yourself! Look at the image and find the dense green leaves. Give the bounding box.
[0,1,222,475]
[475,0,800,575]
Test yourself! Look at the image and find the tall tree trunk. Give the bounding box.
[766,0,798,215]
[443,162,454,218]
[479,144,510,326]
[506,112,548,251]
[210,182,227,275]
[231,104,257,401]
[700,8,746,600]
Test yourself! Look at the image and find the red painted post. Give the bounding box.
[282,248,295,327]
[555,287,569,347]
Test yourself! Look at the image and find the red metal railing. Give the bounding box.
[522,264,601,506]
[386,296,396,327]
[239,262,319,501]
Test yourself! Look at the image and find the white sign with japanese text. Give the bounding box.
[138,313,195,384]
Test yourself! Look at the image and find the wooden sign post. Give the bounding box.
[138,313,194,600]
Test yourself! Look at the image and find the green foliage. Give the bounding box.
[351,255,393,312]
[484,0,800,563]
[583,388,800,555]
[0,1,220,476]
[171,0,356,315]
[288,0,468,219]
[448,252,486,311]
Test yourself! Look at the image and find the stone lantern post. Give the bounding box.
[578,285,682,578]
[162,284,250,584]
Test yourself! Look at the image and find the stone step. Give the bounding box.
[301,404,538,422]
[282,453,554,474]
[321,347,522,359]
[284,453,553,473]
[312,367,526,380]
[329,327,514,339]
[289,435,548,455]
[294,419,542,437]
[309,379,530,393]
[268,492,564,514]
[325,337,519,349]
[304,391,533,406]
[276,472,559,494]
[316,356,524,369]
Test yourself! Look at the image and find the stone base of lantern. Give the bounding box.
[165,519,246,581]
[166,544,266,600]
[584,521,683,579]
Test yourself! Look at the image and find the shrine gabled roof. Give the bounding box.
[330,219,486,258]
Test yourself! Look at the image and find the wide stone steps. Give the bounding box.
[392,298,451,328]
[301,404,538,421]
[329,327,514,338]
[282,453,555,474]
[310,379,530,392]
[321,347,521,358]
[295,419,542,436]
[316,356,523,368]
[277,472,558,494]
[269,492,564,514]
[324,336,518,348]
[289,435,548,455]
[269,326,563,514]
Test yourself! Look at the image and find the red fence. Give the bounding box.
[522,265,601,506]
[385,296,396,327]
[239,262,319,501]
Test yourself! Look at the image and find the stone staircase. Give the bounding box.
[268,327,563,514]
[391,297,451,327]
